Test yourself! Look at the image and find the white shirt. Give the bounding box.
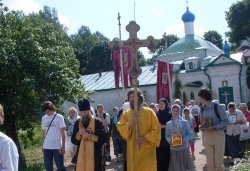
[0,132,19,171]
[188,105,200,116]
[226,109,246,136]
[42,113,66,149]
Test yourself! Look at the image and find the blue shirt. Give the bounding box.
[165,117,193,151]
[200,101,228,130]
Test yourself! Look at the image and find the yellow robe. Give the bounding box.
[117,107,161,171]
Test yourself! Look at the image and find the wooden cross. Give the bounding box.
[110,21,158,150]
[222,91,230,104]
[110,21,158,80]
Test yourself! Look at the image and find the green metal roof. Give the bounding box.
[162,34,222,54]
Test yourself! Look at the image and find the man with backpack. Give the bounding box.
[198,88,228,171]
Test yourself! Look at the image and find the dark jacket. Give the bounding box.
[71,117,108,171]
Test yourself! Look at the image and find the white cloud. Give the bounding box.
[3,0,42,14]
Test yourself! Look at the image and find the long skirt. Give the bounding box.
[156,145,170,171]
[169,148,196,171]
[225,134,245,158]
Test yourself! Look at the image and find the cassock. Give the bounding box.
[117,107,161,171]
[71,115,108,171]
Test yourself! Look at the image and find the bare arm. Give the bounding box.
[60,127,66,154]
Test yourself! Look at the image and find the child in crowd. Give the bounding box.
[183,108,197,160]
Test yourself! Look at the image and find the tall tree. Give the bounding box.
[156,33,179,54]
[138,50,148,66]
[87,42,112,74]
[71,26,98,74]
[226,0,250,47]
[203,30,223,49]
[0,5,87,168]
[173,78,182,99]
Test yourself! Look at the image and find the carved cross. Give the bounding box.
[110,21,158,79]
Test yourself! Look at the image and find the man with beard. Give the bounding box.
[71,99,108,171]
[117,89,161,171]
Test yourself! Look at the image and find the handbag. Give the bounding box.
[239,122,250,141]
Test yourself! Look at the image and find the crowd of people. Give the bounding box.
[1,87,250,171]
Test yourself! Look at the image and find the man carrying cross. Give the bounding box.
[117,88,161,171]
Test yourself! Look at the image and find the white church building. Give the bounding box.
[71,7,250,113]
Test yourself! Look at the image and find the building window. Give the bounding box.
[188,62,193,69]
[222,80,228,87]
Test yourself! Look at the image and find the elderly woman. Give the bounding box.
[239,103,250,122]
[225,102,246,159]
[166,104,195,171]
[65,107,80,156]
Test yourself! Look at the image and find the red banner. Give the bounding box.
[113,48,131,88]
[157,61,173,102]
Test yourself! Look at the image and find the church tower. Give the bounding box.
[182,7,195,35]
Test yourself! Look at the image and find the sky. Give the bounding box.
[2,0,239,58]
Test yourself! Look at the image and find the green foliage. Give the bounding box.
[155,33,179,55]
[87,43,112,74]
[0,5,88,168]
[20,124,44,171]
[173,79,182,99]
[19,124,43,149]
[203,30,223,49]
[70,26,112,74]
[226,0,250,47]
[138,50,148,66]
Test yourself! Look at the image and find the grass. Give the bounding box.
[19,123,44,171]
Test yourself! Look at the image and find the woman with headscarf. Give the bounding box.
[65,107,80,156]
[166,104,195,171]
[156,98,172,171]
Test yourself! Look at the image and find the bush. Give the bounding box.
[231,153,250,171]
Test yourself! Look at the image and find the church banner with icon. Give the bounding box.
[157,61,173,101]
[218,87,234,106]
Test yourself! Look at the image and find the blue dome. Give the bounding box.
[182,7,195,22]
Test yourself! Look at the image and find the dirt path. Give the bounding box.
[64,132,232,171]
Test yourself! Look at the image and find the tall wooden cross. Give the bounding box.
[110,20,158,149]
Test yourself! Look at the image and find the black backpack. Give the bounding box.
[201,103,226,131]
[201,103,221,121]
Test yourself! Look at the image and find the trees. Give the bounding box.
[0,5,86,168]
[173,78,182,100]
[70,27,113,75]
[226,0,250,47]
[203,30,223,49]
[156,33,179,55]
